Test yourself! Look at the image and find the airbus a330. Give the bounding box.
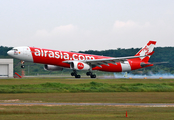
[7,41,157,78]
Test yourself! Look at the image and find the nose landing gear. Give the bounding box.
[21,61,25,68]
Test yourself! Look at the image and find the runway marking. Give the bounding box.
[0,103,174,107]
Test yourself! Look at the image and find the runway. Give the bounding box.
[0,103,174,107]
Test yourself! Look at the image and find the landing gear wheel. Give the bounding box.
[86,72,91,76]
[71,72,75,76]
[20,61,25,68]
[21,65,25,68]
[90,74,96,78]
[71,70,77,76]
[75,75,81,78]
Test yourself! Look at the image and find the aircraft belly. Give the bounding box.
[96,63,122,72]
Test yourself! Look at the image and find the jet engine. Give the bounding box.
[44,65,63,71]
[70,61,90,70]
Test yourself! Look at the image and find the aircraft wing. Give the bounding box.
[63,55,148,68]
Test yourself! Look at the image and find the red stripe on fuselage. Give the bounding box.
[128,60,142,70]
[29,47,149,72]
[29,47,109,68]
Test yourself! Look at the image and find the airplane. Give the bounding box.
[7,41,157,78]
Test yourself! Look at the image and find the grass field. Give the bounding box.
[0,92,174,103]
[0,78,173,103]
[0,78,174,93]
[1,77,174,85]
[0,106,174,120]
[0,77,174,120]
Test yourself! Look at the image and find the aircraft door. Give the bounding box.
[23,48,28,55]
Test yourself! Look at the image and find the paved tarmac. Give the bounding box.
[0,103,174,107]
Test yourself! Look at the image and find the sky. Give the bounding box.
[0,0,174,51]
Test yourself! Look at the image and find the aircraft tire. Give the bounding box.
[21,65,25,68]
[90,74,96,78]
[86,72,91,76]
[75,75,81,78]
[71,72,75,76]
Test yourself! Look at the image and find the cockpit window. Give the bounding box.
[14,49,18,55]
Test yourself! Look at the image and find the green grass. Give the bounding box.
[0,77,174,85]
[0,106,173,120]
[0,78,173,120]
[0,92,173,103]
[0,81,174,93]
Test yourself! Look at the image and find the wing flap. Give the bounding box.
[63,54,149,68]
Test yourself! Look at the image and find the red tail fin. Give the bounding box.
[135,41,156,62]
[142,51,155,62]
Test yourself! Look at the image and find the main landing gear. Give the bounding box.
[86,71,96,78]
[71,70,81,78]
[71,70,96,78]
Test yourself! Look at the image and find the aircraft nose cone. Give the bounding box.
[7,50,13,56]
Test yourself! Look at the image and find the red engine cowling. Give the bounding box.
[70,61,90,70]
[44,65,63,71]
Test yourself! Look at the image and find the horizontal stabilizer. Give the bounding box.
[150,62,168,65]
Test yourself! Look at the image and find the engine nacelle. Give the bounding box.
[70,61,90,70]
[44,65,63,71]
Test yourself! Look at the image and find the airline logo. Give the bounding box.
[137,41,156,60]
[141,46,150,55]
[33,48,95,61]
[77,62,84,69]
